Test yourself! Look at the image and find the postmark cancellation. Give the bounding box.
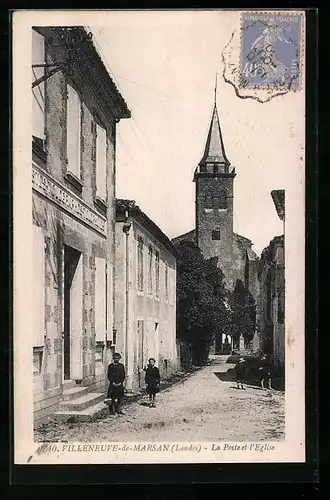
[222,11,304,103]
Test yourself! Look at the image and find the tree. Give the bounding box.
[175,240,231,366]
[231,279,256,348]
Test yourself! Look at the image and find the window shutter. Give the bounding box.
[95,257,106,342]
[96,124,107,200]
[32,29,45,140]
[67,85,81,178]
[33,225,45,347]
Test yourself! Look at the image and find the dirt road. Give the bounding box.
[35,356,285,442]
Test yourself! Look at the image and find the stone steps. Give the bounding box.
[53,400,108,423]
[59,392,105,412]
[54,388,107,422]
[63,379,76,391]
[61,385,90,401]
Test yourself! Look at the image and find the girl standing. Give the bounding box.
[145,358,160,407]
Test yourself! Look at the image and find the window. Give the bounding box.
[32,29,45,141]
[155,250,160,297]
[212,230,221,240]
[137,236,144,292]
[33,225,45,347]
[33,348,43,375]
[96,123,107,201]
[95,257,106,342]
[165,264,169,300]
[148,244,153,294]
[278,300,284,324]
[67,84,81,179]
[204,188,213,209]
[218,189,228,209]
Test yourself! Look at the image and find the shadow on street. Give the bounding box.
[213,369,284,391]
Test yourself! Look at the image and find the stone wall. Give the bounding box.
[195,176,234,289]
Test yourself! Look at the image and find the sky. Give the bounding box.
[89,11,304,255]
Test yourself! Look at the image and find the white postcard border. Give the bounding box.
[13,9,306,465]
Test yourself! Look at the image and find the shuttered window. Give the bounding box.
[96,124,107,201]
[33,225,45,347]
[155,250,160,297]
[148,244,153,295]
[32,29,45,140]
[95,257,106,342]
[67,84,81,178]
[165,264,169,300]
[137,236,144,292]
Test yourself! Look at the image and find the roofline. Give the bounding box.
[193,169,236,182]
[171,228,195,242]
[271,190,285,221]
[233,232,252,245]
[115,199,178,259]
[258,234,284,274]
[42,26,131,120]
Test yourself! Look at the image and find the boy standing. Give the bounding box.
[106,352,126,415]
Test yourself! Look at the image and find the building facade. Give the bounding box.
[115,200,178,391]
[258,190,285,379]
[31,26,130,425]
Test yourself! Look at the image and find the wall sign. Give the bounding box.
[32,165,107,236]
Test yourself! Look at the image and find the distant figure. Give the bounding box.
[257,355,273,389]
[235,357,247,390]
[106,352,126,415]
[145,358,160,407]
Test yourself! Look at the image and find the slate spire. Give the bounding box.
[201,102,230,166]
[199,75,230,168]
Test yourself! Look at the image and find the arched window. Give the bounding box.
[217,189,228,209]
[203,188,214,209]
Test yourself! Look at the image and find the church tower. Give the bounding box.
[194,86,236,289]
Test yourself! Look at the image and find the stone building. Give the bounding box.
[258,190,285,379]
[115,199,178,391]
[172,97,259,347]
[31,26,130,425]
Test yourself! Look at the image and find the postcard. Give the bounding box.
[13,9,305,465]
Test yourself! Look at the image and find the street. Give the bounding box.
[35,356,285,442]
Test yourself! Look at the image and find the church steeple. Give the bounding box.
[194,78,236,289]
[201,101,230,167]
[194,77,233,178]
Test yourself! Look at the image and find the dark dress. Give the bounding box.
[145,366,160,395]
[257,359,272,382]
[107,362,125,400]
[235,362,247,383]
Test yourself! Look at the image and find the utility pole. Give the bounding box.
[122,209,132,380]
[32,27,93,89]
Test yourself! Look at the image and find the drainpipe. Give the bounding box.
[122,210,131,380]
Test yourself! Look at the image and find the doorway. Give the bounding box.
[63,245,83,381]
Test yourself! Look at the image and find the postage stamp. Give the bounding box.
[222,11,305,103]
